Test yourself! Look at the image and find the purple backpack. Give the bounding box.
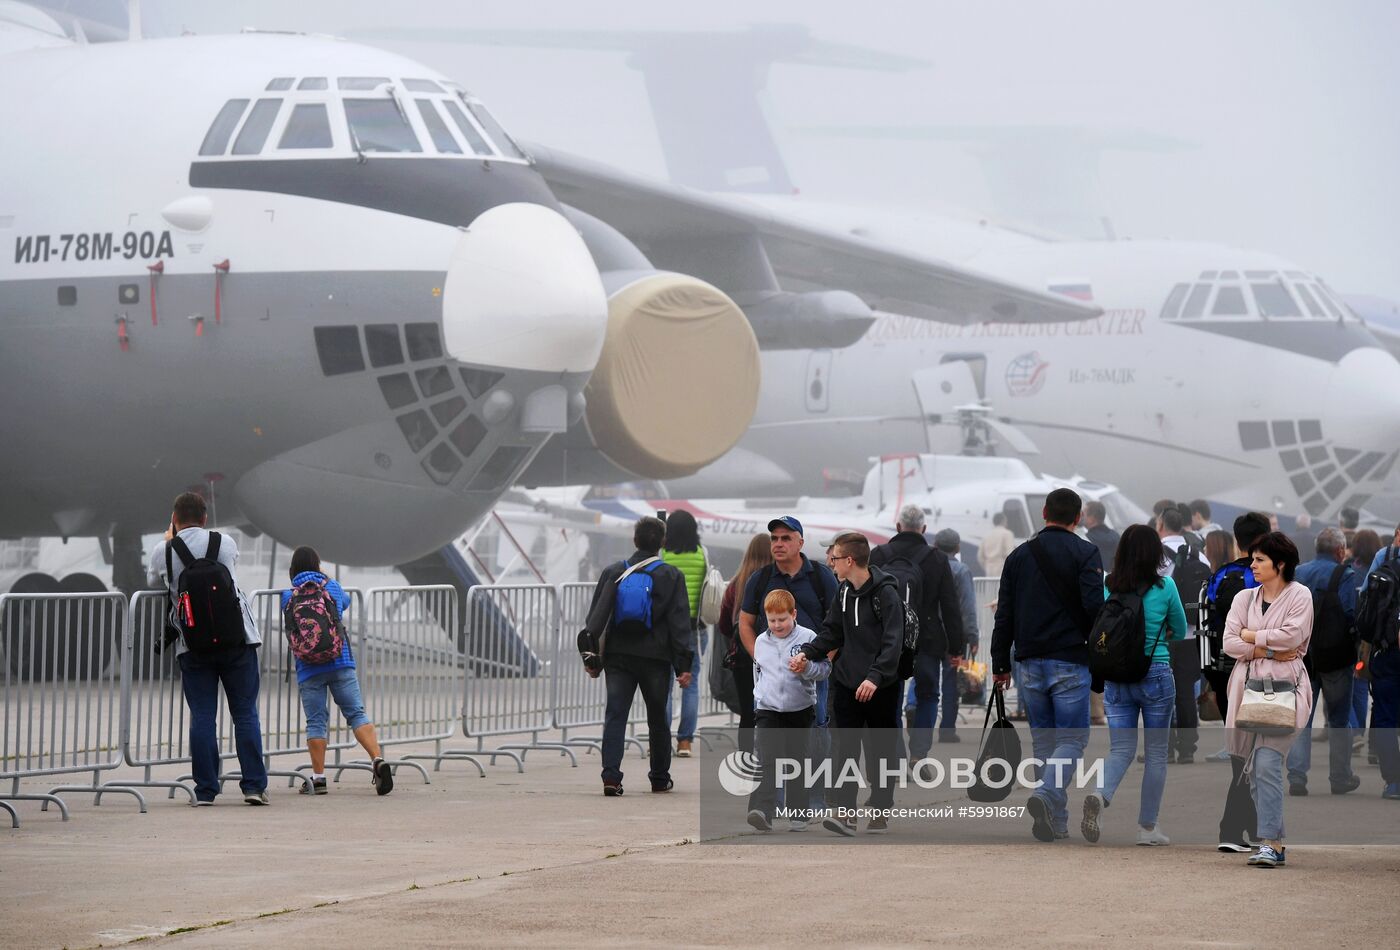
[283,579,345,665]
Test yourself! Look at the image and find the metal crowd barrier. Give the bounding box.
[358,585,473,776]
[1,592,145,825]
[451,584,576,769]
[554,582,646,759]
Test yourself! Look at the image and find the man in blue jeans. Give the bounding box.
[992,488,1104,841]
[581,516,693,796]
[147,492,268,806]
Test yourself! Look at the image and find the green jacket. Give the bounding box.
[662,547,708,620]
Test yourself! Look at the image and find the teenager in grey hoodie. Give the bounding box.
[748,589,831,832]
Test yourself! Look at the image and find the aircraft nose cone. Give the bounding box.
[441,202,608,373]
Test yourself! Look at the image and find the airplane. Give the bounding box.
[387,25,1400,524]
[521,452,1148,571]
[0,6,1096,607]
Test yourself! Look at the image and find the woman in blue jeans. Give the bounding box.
[1081,524,1187,846]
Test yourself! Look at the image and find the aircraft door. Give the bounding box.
[911,360,984,451]
[805,349,832,413]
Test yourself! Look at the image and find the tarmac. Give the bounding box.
[3,733,1399,949]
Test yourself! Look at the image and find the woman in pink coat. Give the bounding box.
[1223,531,1313,868]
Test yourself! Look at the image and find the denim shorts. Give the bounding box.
[298,667,369,739]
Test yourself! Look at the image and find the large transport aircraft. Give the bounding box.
[0,6,1094,599]
[408,25,1400,522]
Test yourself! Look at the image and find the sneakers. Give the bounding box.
[1206,748,1232,763]
[822,816,857,837]
[675,740,693,758]
[1080,794,1103,844]
[747,809,773,832]
[243,791,270,806]
[651,779,675,793]
[1330,775,1361,795]
[1136,826,1170,846]
[1026,795,1055,843]
[1382,783,1400,800]
[788,819,810,832]
[1176,755,1195,765]
[372,757,394,796]
[1217,839,1253,853]
[1288,782,1308,797]
[602,782,624,797]
[866,816,889,834]
[299,777,328,796]
[1249,845,1283,868]
[192,798,214,807]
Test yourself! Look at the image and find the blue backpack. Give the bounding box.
[615,557,662,631]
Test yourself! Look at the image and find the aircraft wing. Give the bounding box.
[525,143,1101,325]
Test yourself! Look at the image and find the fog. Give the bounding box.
[129,0,1400,301]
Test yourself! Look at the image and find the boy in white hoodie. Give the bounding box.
[747,590,831,832]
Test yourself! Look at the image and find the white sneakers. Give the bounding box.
[1136,826,1171,846]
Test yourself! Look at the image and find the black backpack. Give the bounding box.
[877,544,928,677]
[1167,543,1212,623]
[1357,549,1400,653]
[167,533,245,654]
[870,580,921,680]
[1203,561,1253,671]
[1308,562,1355,674]
[1089,580,1168,683]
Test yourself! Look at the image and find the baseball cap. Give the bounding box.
[934,528,961,552]
[767,516,804,536]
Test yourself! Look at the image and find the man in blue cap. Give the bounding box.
[738,516,839,752]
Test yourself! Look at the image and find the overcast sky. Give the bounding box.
[138,0,1400,299]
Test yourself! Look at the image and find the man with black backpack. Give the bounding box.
[1158,506,1210,764]
[146,492,267,806]
[1357,522,1400,799]
[871,504,965,764]
[580,516,693,797]
[991,488,1104,842]
[1200,511,1268,849]
[1285,528,1360,796]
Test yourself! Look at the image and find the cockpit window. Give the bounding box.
[298,77,328,90]
[1251,281,1302,318]
[415,100,462,154]
[1292,283,1326,318]
[403,78,444,92]
[199,98,249,156]
[1212,286,1248,316]
[1181,283,1212,319]
[1316,284,1352,320]
[265,77,294,91]
[278,103,333,149]
[345,99,422,153]
[231,98,282,155]
[1159,283,1188,320]
[464,100,525,158]
[338,77,391,90]
[442,101,493,156]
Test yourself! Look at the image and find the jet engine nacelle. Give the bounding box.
[581,269,761,479]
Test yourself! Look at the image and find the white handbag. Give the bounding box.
[1235,660,1298,736]
[697,546,725,627]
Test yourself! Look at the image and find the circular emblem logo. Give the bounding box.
[717,750,764,796]
[1005,351,1050,398]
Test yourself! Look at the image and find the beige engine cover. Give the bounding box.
[585,273,760,479]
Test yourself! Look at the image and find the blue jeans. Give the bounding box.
[909,651,944,759]
[1251,746,1287,840]
[1101,662,1176,827]
[298,667,370,740]
[178,645,267,800]
[938,658,960,734]
[602,653,673,787]
[1371,648,1400,785]
[1285,667,1356,788]
[1017,658,1091,831]
[667,630,705,741]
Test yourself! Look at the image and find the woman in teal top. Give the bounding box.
[661,510,708,756]
[1080,524,1187,846]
